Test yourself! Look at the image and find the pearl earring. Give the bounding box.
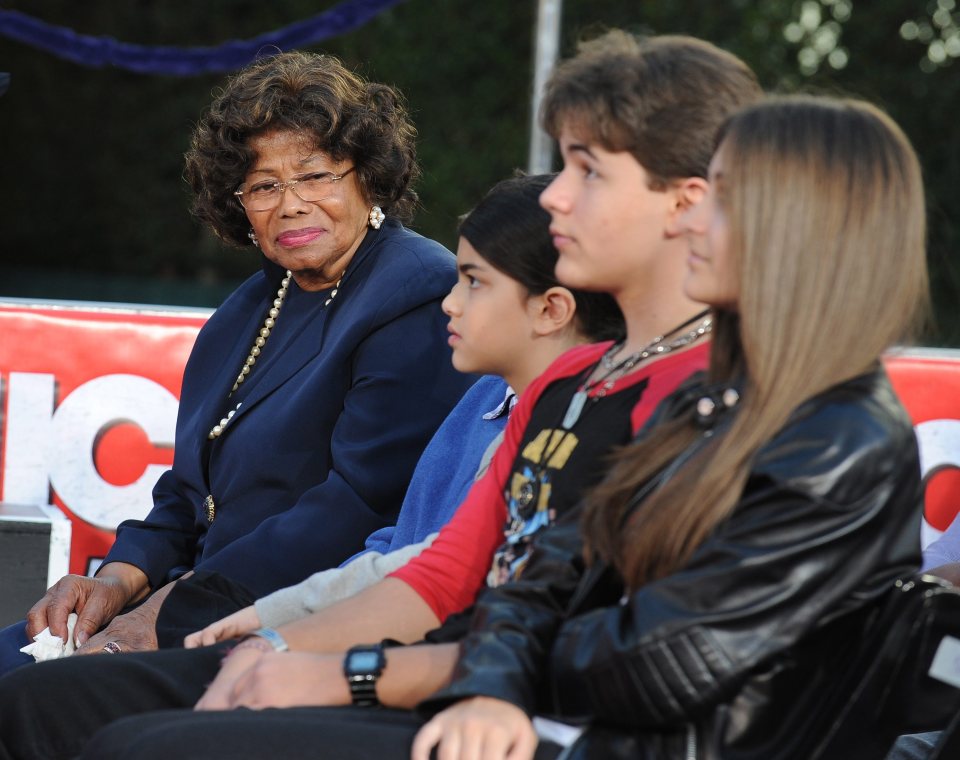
[368,206,385,230]
[248,229,259,247]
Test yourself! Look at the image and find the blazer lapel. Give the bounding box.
[207,227,381,441]
[228,298,332,420]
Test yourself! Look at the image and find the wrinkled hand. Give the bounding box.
[184,605,260,649]
[412,697,538,760]
[26,574,131,647]
[196,650,348,711]
[75,602,159,656]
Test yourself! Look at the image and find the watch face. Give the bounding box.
[348,651,382,673]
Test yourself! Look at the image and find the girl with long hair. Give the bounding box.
[412,95,928,760]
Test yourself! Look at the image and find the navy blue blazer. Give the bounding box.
[103,221,473,598]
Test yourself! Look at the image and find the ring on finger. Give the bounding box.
[102,641,122,655]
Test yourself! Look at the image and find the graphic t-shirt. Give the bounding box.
[389,340,711,622]
[490,372,648,585]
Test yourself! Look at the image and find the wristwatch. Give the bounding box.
[343,643,386,706]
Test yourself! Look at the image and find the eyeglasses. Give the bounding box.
[234,166,356,211]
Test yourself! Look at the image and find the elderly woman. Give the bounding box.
[0,51,471,671]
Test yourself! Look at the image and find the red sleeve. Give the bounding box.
[389,343,610,621]
[629,341,710,433]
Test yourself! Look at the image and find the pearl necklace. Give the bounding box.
[207,270,341,440]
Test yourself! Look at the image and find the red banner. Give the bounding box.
[0,299,208,575]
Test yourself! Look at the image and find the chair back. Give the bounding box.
[810,575,960,759]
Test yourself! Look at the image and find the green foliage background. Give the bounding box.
[1,1,957,343]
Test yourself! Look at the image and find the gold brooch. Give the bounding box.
[204,494,215,523]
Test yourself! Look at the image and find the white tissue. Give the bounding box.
[19,612,79,662]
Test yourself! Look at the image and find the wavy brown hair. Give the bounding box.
[541,32,762,188]
[184,51,420,247]
[583,96,930,589]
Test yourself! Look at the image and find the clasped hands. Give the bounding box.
[194,646,349,710]
[195,644,538,760]
[25,572,157,655]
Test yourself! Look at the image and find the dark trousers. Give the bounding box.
[0,643,227,760]
[0,621,32,676]
[0,646,562,760]
[80,706,564,760]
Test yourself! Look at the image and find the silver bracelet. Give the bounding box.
[246,627,289,652]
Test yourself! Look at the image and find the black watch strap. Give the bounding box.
[343,644,386,707]
[347,674,379,707]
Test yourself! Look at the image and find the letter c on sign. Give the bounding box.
[48,375,177,531]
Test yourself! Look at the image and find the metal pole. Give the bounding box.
[527,0,562,174]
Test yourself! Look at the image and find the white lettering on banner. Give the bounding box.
[2,373,178,531]
[917,419,960,548]
[3,372,56,505]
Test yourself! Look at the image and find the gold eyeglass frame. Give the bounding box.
[234,166,357,210]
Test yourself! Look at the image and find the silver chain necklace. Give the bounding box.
[561,311,713,430]
[515,312,712,516]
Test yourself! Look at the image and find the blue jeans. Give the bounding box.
[0,620,33,677]
[886,733,939,760]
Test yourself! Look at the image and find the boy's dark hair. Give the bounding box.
[459,174,624,342]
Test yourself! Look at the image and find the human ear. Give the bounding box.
[531,287,577,337]
[665,177,709,237]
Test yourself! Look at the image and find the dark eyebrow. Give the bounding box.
[458,262,482,275]
[566,142,599,160]
[297,153,327,167]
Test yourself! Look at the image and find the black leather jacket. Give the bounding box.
[423,368,922,759]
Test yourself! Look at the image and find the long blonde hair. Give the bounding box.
[583,96,929,588]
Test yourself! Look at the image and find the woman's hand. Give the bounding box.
[412,696,538,760]
[195,649,349,711]
[74,603,159,655]
[71,573,185,655]
[184,605,261,648]
[26,573,134,647]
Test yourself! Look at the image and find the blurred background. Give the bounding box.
[1,0,958,343]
